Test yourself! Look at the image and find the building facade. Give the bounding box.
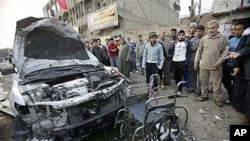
[212,0,250,34]
[43,0,179,39]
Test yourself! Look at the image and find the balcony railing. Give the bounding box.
[76,16,87,26]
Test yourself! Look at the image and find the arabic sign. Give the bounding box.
[87,3,118,32]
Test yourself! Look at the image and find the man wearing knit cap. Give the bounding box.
[189,22,197,27]
[186,22,197,40]
[142,32,164,91]
[183,22,198,93]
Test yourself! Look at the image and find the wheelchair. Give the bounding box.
[114,81,188,141]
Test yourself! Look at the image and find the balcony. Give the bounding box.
[76,17,88,26]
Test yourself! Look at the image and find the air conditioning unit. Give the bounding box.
[95,30,103,34]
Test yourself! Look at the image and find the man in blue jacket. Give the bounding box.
[142,32,164,91]
[228,33,250,124]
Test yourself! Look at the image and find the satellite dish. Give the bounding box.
[173,1,180,11]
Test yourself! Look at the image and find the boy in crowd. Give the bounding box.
[108,38,119,67]
[136,35,146,75]
[184,22,197,93]
[97,38,109,66]
[169,29,191,94]
[91,39,104,63]
[142,32,164,91]
[190,25,205,96]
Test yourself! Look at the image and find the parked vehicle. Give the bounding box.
[6,17,126,141]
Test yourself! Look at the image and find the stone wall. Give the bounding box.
[86,0,179,39]
[123,12,214,42]
[121,0,178,30]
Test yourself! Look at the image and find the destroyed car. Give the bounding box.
[8,17,126,141]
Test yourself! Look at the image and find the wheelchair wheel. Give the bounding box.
[148,117,167,141]
[150,113,183,141]
[119,110,136,138]
[174,106,188,130]
[148,74,160,99]
[120,122,126,138]
[132,126,144,141]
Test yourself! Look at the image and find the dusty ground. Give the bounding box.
[0,62,245,141]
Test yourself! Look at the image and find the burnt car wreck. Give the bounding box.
[8,17,127,141]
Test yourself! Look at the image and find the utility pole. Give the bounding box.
[198,0,201,16]
[189,0,201,22]
[190,0,195,21]
[197,0,201,23]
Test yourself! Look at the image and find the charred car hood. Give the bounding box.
[9,17,127,141]
[13,17,100,77]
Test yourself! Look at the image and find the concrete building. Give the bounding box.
[212,0,250,34]
[43,0,179,39]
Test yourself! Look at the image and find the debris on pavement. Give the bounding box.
[184,136,196,141]
[208,121,215,126]
[197,108,207,114]
[215,115,222,120]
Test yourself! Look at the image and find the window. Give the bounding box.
[102,0,106,7]
[97,2,101,9]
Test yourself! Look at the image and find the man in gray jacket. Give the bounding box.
[136,35,145,75]
[190,25,205,96]
[158,32,171,87]
[97,38,109,66]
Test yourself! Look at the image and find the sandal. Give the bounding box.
[161,85,165,90]
[224,99,231,105]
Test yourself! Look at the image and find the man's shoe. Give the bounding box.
[194,96,209,102]
[214,101,223,107]
[185,89,195,94]
[164,83,170,86]
[183,87,189,91]
[235,109,245,114]
[153,90,159,97]
[161,85,165,90]
[177,91,182,95]
[239,117,250,124]
[194,93,201,97]
[188,88,195,92]
[223,99,231,105]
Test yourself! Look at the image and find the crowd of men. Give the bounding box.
[86,19,250,124]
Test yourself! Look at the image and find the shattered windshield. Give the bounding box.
[24,27,89,60]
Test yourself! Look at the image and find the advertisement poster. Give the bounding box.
[88,3,118,32]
